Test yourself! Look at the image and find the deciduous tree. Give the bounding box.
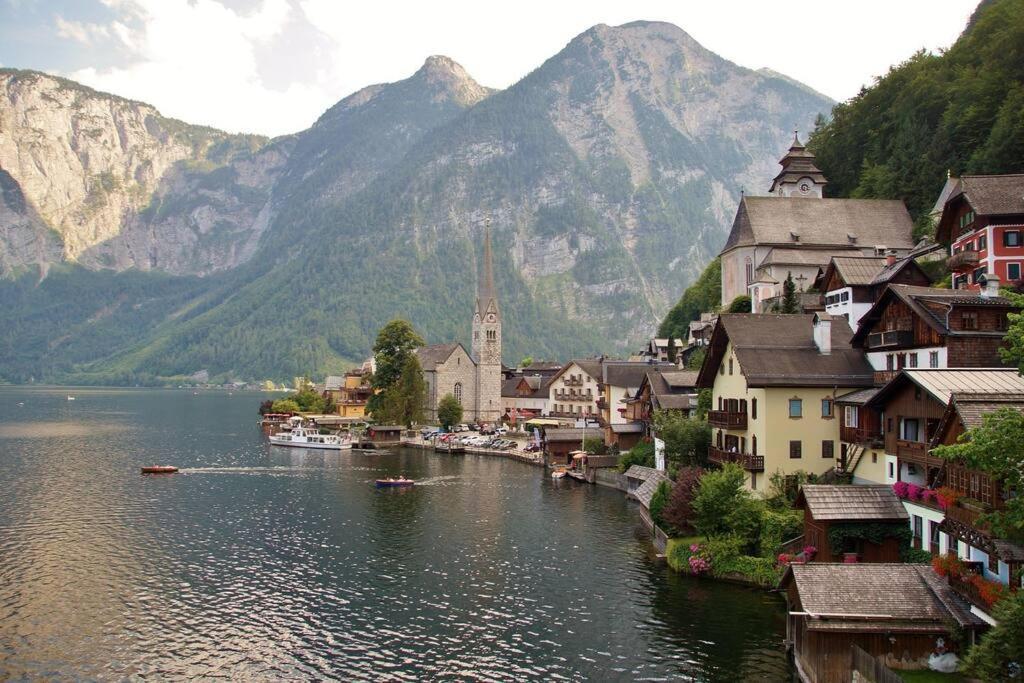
[437,393,463,429]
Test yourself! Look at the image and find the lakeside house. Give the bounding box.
[322,371,372,418]
[597,361,675,450]
[795,484,908,562]
[781,563,987,683]
[696,313,875,493]
[546,360,602,421]
[719,134,915,310]
[860,368,1024,623]
[623,369,699,438]
[501,374,553,427]
[542,427,588,466]
[849,280,1019,384]
[815,253,931,331]
[934,173,1024,290]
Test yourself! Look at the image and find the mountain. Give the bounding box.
[0,22,833,384]
[808,0,1024,233]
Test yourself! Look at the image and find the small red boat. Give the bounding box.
[375,477,414,488]
[141,466,179,474]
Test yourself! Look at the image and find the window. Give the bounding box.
[1005,230,1021,247]
[912,515,923,549]
[719,363,724,376]
[752,435,757,455]
[718,396,723,410]
[790,441,802,459]
[930,522,941,555]
[972,267,987,284]
[486,329,497,341]
[822,440,834,459]
[751,398,757,420]
[872,453,877,464]
[845,405,859,428]
[908,352,918,368]
[978,234,987,251]
[929,351,940,368]
[888,461,895,479]
[454,382,463,405]
[821,399,833,418]
[902,418,920,442]
[886,354,895,371]
[728,359,733,375]
[962,312,978,330]
[745,258,753,287]
[1009,263,1022,281]
[789,399,803,418]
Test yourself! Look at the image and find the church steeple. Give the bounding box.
[475,221,499,320]
[768,130,828,198]
[472,219,502,423]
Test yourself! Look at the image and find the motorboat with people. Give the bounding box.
[141,465,178,474]
[375,477,415,488]
[551,467,567,479]
[268,416,352,450]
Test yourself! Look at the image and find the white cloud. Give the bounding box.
[55,16,112,44]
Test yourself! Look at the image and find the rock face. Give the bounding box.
[0,22,834,382]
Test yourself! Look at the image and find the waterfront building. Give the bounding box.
[850,280,1019,384]
[546,359,602,421]
[322,371,372,418]
[795,485,908,562]
[815,253,931,331]
[781,563,986,683]
[934,174,1024,290]
[719,134,915,308]
[623,369,699,437]
[542,427,588,466]
[864,368,1024,623]
[597,361,674,449]
[833,386,887,484]
[417,226,503,424]
[696,313,875,493]
[500,374,552,427]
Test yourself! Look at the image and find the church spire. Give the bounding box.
[477,219,498,317]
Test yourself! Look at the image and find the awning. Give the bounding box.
[525,418,562,426]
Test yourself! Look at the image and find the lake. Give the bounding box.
[0,387,790,680]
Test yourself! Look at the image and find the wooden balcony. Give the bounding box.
[873,370,898,385]
[945,501,985,529]
[563,377,584,387]
[947,250,980,273]
[866,330,914,350]
[896,439,945,468]
[947,562,995,614]
[708,446,764,471]
[840,425,882,446]
[708,410,747,429]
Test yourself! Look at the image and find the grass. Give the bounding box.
[665,535,703,571]
[898,670,965,682]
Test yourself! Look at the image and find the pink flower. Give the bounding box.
[802,545,817,558]
[892,481,909,499]
[906,483,923,500]
[690,544,702,553]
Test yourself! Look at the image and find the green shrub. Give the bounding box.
[618,440,654,471]
[759,508,804,558]
[649,480,672,531]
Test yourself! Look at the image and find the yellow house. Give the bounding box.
[696,313,875,494]
[324,372,371,418]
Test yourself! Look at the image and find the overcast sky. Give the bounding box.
[0,0,979,137]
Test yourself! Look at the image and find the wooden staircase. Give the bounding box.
[837,444,864,477]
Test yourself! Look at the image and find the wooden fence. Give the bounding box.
[850,645,902,683]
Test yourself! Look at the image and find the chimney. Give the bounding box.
[886,250,897,267]
[813,313,832,355]
[980,274,1001,298]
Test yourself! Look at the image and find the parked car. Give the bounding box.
[495,426,508,436]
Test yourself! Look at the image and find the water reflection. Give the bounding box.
[0,388,789,680]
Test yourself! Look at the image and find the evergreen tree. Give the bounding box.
[665,337,677,364]
[780,273,799,314]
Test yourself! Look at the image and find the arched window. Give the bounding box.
[454,382,463,405]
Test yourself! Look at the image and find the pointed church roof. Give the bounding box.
[768,132,828,193]
[476,222,499,317]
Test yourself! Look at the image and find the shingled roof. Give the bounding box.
[603,361,673,389]
[722,196,914,253]
[957,174,1024,216]
[697,314,875,389]
[782,564,986,632]
[414,343,467,371]
[797,485,908,522]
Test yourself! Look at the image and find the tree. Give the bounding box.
[659,257,721,340]
[933,407,1024,541]
[649,480,672,531]
[652,410,711,468]
[271,398,300,413]
[962,590,1024,681]
[695,389,712,420]
[662,466,704,534]
[998,291,1024,372]
[691,463,762,543]
[617,440,654,472]
[368,320,424,415]
[685,347,707,371]
[582,436,608,454]
[726,295,751,313]
[437,393,463,429]
[521,356,533,368]
[377,355,427,427]
[780,272,799,314]
[666,336,677,364]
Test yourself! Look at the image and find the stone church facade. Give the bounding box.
[417,226,503,424]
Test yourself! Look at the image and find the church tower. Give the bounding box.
[472,222,502,423]
[768,131,828,198]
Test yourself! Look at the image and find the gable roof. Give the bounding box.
[758,247,846,268]
[502,374,552,398]
[415,343,469,371]
[543,428,587,442]
[696,314,875,389]
[949,392,1024,431]
[633,469,670,509]
[867,368,1024,410]
[603,361,673,389]
[722,196,914,254]
[550,359,604,385]
[797,485,908,521]
[823,256,888,287]
[324,375,344,391]
[850,284,1017,346]
[936,174,1024,243]
[782,564,985,632]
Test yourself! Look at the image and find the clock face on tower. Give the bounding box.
[799,182,810,195]
[486,313,496,322]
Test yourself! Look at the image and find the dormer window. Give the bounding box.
[790,231,800,242]
[847,234,857,244]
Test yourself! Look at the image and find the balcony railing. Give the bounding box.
[945,502,985,530]
[563,377,584,387]
[947,250,980,272]
[708,410,748,429]
[708,446,764,471]
[866,330,914,349]
[896,439,945,468]
[946,562,993,613]
[840,425,882,446]
[553,391,593,401]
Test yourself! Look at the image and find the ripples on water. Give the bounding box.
[0,388,790,680]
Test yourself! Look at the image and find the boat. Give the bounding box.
[66,396,75,401]
[551,467,567,479]
[141,465,178,474]
[268,416,352,450]
[375,477,414,488]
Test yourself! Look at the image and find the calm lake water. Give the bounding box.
[0,387,790,681]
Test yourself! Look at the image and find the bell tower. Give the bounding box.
[472,221,502,423]
[768,131,827,198]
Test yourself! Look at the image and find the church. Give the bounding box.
[415,226,503,424]
[719,133,916,311]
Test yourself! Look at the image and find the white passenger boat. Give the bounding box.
[269,417,352,450]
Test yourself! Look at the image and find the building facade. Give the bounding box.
[546,360,602,421]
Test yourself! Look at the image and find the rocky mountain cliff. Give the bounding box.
[0,22,833,383]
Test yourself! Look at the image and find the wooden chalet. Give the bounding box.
[850,282,1019,383]
[543,428,587,466]
[796,485,908,562]
[782,563,986,683]
[366,425,403,445]
[815,254,930,332]
[623,369,698,430]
